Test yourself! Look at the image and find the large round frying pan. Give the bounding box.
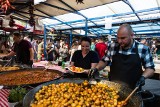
[23,78,143,107]
[0,68,63,86]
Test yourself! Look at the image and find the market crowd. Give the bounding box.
[0,33,160,63]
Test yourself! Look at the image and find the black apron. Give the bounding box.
[110,43,143,89]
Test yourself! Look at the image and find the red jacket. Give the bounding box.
[95,42,107,60]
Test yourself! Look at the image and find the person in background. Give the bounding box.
[95,37,108,60]
[71,36,99,73]
[140,38,148,46]
[2,32,34,67]
[52,41,60,60]
[31,38,38,61]
[47,42,56,61]
[89,24,155,89]
[60,39,64,48]
[37,39,44,61]
[55,40,61,49]
[0,40,11,54]
[155,39,160,60]
[77,40,81,50]
[69,41,78,62]
[90,39,95,51]
[151,40,157,59]
[24,36,30,42]
[59,43,68,62]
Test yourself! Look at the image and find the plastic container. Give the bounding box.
[58,61,62,66]
[8,102,18,107]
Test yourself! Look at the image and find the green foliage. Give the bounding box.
[8,86,27,103]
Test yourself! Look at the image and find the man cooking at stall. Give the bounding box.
[89,24,155,89]
[2,32,34,67]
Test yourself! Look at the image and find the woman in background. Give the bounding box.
[1,40,11,54]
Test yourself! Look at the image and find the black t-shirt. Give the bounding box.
[47,47,56,61]
[13,40,32,64]
[156,45,160,49]
[71,50,99,69]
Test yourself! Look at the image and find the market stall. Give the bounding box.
[0,0,160,106]
[0,60,159,107]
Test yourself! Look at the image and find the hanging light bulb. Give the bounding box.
[29,16,35,26]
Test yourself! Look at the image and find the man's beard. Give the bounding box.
[120,42,131,49]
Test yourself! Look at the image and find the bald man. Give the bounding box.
[89,24,155,89]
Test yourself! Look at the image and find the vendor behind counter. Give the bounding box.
[70,36,99,78]
[0,32,34,67]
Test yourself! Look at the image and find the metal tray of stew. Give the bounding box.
[0,68,63,86]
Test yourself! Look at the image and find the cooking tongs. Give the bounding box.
[3,57,12,67]
[87,70,101,83]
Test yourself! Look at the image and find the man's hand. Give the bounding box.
[2,56,8,60]
[88,68,98,78]
[136,76,146,87]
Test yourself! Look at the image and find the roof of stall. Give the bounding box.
[9,0,160,36]
[11,0,119,20]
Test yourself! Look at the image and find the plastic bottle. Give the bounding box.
[57,57,62,66]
